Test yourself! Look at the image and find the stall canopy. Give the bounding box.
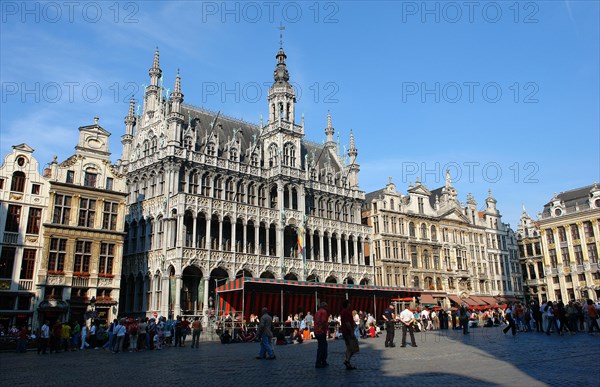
[478,296,499,306]
[216,277,422,321]
[419,294,437,305]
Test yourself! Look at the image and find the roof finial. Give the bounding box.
[153,47,160,69]
[94,116,99,125]
[278,22,285,48]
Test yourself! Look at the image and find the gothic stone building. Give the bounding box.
[363,174,523,307]
[531,185,600,302]
[119,47,372,319]
[39,120,127,325]
[0,144,49,329]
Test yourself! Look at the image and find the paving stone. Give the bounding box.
[1,327,598,386]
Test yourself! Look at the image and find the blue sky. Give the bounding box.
[1,1,599,227]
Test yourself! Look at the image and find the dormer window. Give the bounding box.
[229,148,237,162]
[66,170,75,184]
[84,172,97,188]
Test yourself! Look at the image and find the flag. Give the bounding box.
[297,225,304,255]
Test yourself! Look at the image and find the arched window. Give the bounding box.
[143,140,150,157]
[268,144,278,167]
[247,184,256,205]
[409,222,416,237]
[189,171,199,194]
[390,198,395,210]
[213,176,223,198]
[421,224,428,239]
[413,276,420,288]
[431,225,437,241]
[229,147,237,162]
[283,143,296,167]
[250,152,259,167]
[11,171,26,192]
[201,173,211,196]
[151,137,157,153]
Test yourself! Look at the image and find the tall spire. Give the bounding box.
[174,69,181,94]
[149,47,162,87]
[348,129,357,158]
[127,96,135,117]
[325,110,335,144]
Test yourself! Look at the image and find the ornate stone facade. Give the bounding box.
[363,174,523,307]
[39,119,127,325]
[532,184,600,302]
[120,47,373,319]
[0,144,49,328]
[517,207,545,303]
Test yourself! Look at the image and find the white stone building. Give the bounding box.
[119,47,373,319]
[0,144,49,329]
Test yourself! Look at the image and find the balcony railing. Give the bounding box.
[19,279,33,291]
[72,276,89,287]
[3,232,18,244]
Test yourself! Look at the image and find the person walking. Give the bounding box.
[113,319,126,353]
[256,307,275,360]
[340,299,358,370]
[587,299,600,334]
[103,320,116,351]
[80,322,90,350]
[382,304,396,348]
[61,322,71,352]
[314,302,329,368]
[38,320,50,354]
[503,303,517,336]
[545,302,559,335]
[191,316,202,348]
[399,307,417,347]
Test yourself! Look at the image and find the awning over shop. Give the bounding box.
[38,300,69,311]
[216,277,422,321]
[463,298,479,307]
[478,296,499,305]
[447,295,464,305]
[469,296,487,306]
[420,294,437,305]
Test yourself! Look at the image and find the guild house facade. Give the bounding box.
[363,174,523,307]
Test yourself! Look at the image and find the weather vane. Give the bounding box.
[278,22,285,48]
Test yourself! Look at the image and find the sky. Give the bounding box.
[1,0,599,227]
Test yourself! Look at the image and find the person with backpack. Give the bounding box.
[128,319,139,352]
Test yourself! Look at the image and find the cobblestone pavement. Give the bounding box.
[1,327,599,386]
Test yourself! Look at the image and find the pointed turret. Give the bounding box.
[347,129,360,188]
[121,97,136,165]
[167,70,185,145]
[149,47,162,87]
[144,47,163,121]
[170,70,183,113]
[325,111,335,147]
[267,43,296,124]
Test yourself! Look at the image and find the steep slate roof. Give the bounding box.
[181,104,339,172]
[541,184,595,216]
[363,188,385,209]
[428,186,443,207]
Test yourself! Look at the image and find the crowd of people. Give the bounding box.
[5,298,599,357]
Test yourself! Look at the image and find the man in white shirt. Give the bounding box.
[38,321,50,354]
[399,308,417,348]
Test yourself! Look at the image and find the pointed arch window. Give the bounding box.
[230,147,238,162]
[283,143,296,167]
[268,144,278,167]
[151,137,157,153]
